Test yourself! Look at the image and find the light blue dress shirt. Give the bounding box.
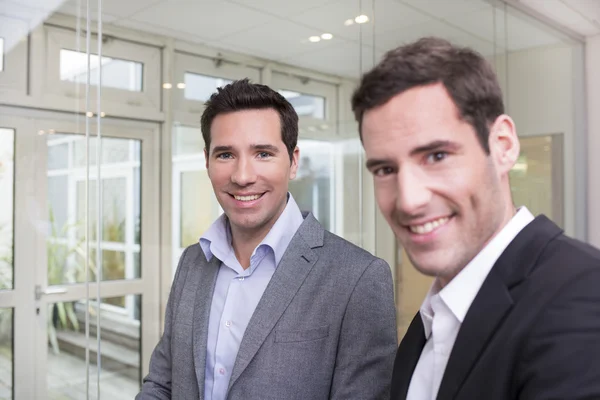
[199,193,304,400]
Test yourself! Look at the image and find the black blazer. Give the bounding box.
[391,215,600,400]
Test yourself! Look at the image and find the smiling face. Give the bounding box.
[361,83,519,286]
[206,108,299,240]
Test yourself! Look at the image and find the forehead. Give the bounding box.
[210,108,282,146]
[361,83,467,154]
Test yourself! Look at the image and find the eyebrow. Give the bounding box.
[211,145,233,155]
[365,140,461,170]
[252,144,280,153]
[410,140,460,156]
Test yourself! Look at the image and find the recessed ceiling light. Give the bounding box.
[309,36,321,43]
[355,14,369,24]
[344,19,354,26]
[86,111,93,117]
[162,83,172,89]
[100,112,106,118]
[38,130,45,135]
[177,83,186,89]
[321,33,333,40]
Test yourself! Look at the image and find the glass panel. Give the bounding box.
[0,129,14,290]
[173,125,205,156]
[48,140,69,170]
[0,308,13,399]
[180,170,218,247]
[73,136,133,167]
[60,49,143,92]
[510,134,563,225]
[0,37,4,72]
[46,295,141,399]
[290,140,334,230]
[279,90,325,119]
[46,135,141,285]
[183,73,232,102]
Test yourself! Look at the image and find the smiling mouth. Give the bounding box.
[232,193,264,202]
[408,216,451,235]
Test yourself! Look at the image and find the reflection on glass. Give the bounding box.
[279,90,325,119]
[0,129,14,291]
[184,73,232,102]
[510,134,563,225]
[46,295,140,399]
[172,126,221,272]
[0,308,12,399]
[180,170,218,247]
[60,49,143,92]
[0,38,4,72]
[46,135,141,285]
[290,140,334,230]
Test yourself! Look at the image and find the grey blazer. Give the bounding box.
[137,213,397,400]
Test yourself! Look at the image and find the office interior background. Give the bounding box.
[0,0,599,398]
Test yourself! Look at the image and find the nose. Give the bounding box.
[395,165,431,217]
[231,156,257,187]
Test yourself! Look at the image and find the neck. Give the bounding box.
[229,199,287,270]
[438,196,517,289]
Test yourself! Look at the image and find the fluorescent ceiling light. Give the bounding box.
[355,15,369,24]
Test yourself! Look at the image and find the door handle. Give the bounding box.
[35,285,68,301]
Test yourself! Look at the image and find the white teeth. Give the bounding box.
[234,194,261,201]
[409,217,449,234]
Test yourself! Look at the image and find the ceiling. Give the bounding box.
[1,0,573,79]
[512,0,600,37]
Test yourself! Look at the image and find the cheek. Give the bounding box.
[374,182,395,215]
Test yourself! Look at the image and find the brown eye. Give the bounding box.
[427,151,447,163]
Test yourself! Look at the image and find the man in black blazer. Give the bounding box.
[352,36,600,399]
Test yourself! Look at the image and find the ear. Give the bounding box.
[488,115,520,177]
[289,146,300,180]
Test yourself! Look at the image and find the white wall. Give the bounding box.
[494,43,581,238]
[587,34,600,248]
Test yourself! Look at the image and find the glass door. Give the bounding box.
[0,109,160,399]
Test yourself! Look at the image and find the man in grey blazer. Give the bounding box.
[137,79,397,400]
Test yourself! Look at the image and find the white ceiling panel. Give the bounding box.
[1,0,68,12]
[227,0,342,18]
[219,19,342,61]
[289,0,375,42]
[374,19,498,57]
[113,17,208,44]
[289,0,433,42]
[58,0,158,20]
[282,41,384,78]
[128,0,277,41]
[516,0,600,36]
[398,0,490,19]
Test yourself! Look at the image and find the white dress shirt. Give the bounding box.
[406,207,535,400]
[199,194,304,400]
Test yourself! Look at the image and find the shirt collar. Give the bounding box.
[420,206,535,338]
[199,193,304,268]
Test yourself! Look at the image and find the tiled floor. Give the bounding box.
[0,345,139,399]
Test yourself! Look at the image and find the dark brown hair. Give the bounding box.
[351,37,504,153]
[201,78,298,161]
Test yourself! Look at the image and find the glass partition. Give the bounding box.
[0,0,585,396]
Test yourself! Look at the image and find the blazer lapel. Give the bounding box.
[391,313,427,400]
[436,269,513,400]
[436,215,563,400]
[192,253,221,397]
[227,213,323,391]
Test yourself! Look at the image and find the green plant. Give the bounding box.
[47,207,98,355]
